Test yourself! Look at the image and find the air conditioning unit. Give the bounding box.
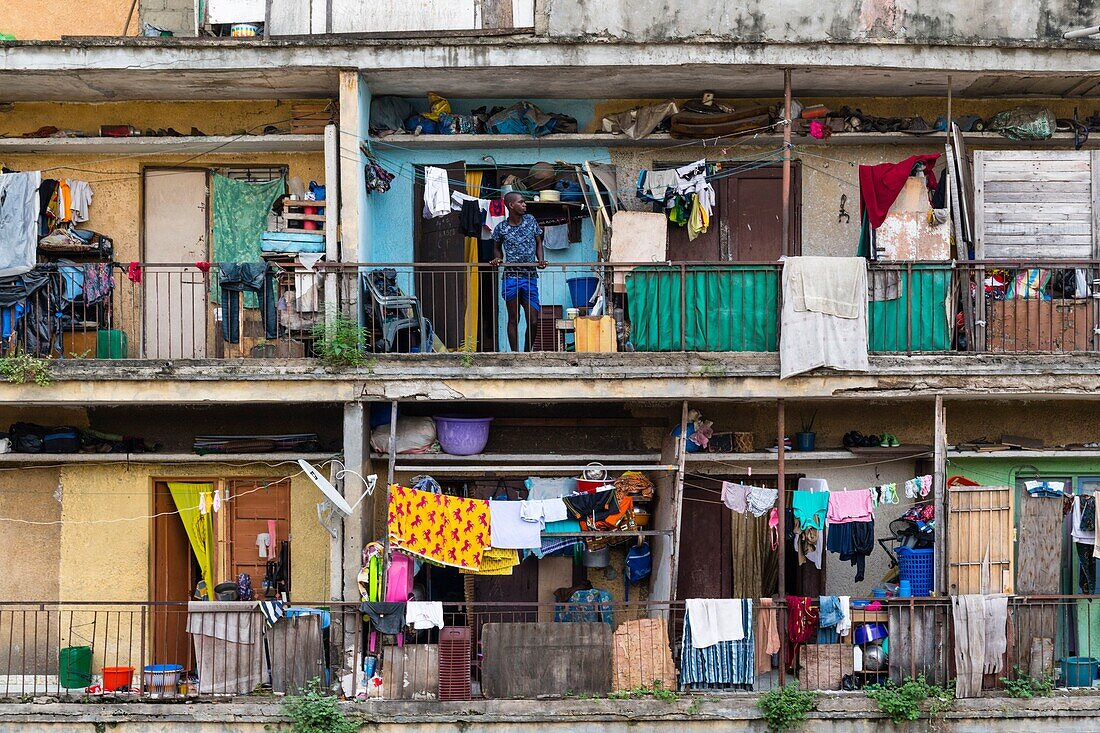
[438,626,471,700]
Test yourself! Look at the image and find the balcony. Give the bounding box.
[0,596,1091,701]
[3,260,1099,366]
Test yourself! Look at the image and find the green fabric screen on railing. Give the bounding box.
[624,265,779,352]
[868,264,953,353]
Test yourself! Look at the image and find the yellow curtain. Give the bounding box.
[168,482,217,599]
[463,171,483,351]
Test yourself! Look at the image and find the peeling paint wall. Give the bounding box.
[0,0,137,40]
[547,0,1095,44]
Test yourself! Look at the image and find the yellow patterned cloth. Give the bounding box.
[388,485,491,570]
[460,547,520,576]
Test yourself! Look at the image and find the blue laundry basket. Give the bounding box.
[896,547,934,597]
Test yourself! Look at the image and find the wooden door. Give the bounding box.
[677,477,732,599]
[224,479,291,595]
[666,164,801,262]
[142,169,209,358]
[948,485,1015,595]
[151,481,198,669]
[414,162,467,350]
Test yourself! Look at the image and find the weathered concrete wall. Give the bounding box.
[140,0,197,36]
[5,696,1100,732]
[0,0,137,40]
[547,0,1094,44]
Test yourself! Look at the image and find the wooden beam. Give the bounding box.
[933,395,947,596]
[776,399,786,597]
[782,69,792,258]
[669,400,689,602]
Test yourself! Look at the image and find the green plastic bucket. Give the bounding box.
[96,330,128,359]
[59,646,92,688]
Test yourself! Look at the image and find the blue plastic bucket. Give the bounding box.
[566,277,599,309]
[1062,656,1099,687]
[897,546,935,597]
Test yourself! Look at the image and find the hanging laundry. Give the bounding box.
[817,595,846,643]
[680,599,754,687]
[461,547,521,576]
[489,500,542,550]
[721,481,748,513]
[66,179,93,223]
[519,497,568,528]
[388,485,490,570]
[483,198,508,238]
[422,167,451,218]
[755,598,782,676]
[0,171,40,278]
[684,598,747,647]
[826,519,875,582]
[785,596,819,670]
[406,601,445,630]
[746,486,779,518]
[826,489,874,524]
[792,490,830,531]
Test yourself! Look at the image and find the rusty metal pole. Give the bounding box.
[782,69,793,257]
[777,399,786,597]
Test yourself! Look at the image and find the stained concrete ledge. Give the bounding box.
[2,694,1100,732]
[3,353,1100,405]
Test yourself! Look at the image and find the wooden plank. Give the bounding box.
[985,233,1093,245]
[984,181,1091,194]
[978,151,1091,162]
[1092,150,1100,259]
[983,160,1092,172]
[481,622,611,698]
[1016,489,1064,593]
[933,396,946,594]
[973,150,985,260]
[984,204,1091,217]
[612,619,676,692]
[948,486,1014,594]
[983,170,1091,183]
[984,192,1091,204]
[888,603,949,685]
[984,222,1092,236]
[381,643,439,699]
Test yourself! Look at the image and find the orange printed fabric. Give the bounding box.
[387,485,491,570]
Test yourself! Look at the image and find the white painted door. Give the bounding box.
[143,169,209,359]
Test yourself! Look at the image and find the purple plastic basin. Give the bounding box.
[433,416,493,455]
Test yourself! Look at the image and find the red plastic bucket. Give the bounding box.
[102,666,134,691]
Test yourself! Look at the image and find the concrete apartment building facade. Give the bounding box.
[3,1,1100,730]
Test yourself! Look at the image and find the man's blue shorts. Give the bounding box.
[501,275,541,310]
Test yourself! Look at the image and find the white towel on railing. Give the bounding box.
[780,257,869,379]
[685,598,746,648]
[785,256,865,318]
[406,601,445,630]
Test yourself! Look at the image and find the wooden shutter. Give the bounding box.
[947,485,1014,595]
[975,150,1097,259]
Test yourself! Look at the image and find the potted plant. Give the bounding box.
[795,411,817,452]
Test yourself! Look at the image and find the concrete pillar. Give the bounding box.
[340,401,370,601]
[338,69,363,275]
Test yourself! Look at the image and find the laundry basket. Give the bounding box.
[896,547,934,597]
[433,416,493,455]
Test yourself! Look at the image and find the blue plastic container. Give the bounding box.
[566,277,599,309]
[897,547,935,597]
[1062,656,1099,687]
[433,416,493,455]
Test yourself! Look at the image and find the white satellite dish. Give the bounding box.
[299,459,354,516]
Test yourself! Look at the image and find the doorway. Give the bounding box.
[667,163,802,262]
[151,478,292,667]
[142,169,209,359]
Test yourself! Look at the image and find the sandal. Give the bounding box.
[889,435,900,448]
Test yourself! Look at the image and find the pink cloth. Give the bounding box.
[826,489,874,524]
[267,519,277,548]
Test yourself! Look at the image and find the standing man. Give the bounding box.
[491,192,546,352]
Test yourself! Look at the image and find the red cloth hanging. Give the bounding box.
[785,595,820,670]
[858,153,940,229]
[127,262,142,283]
[195,261,211,273]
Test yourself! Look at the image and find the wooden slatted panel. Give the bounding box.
[975,151,1096,259]
[948,485,1014,595]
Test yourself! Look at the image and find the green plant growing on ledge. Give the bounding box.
[866,675,953,725]
[1000,666,1054,699]
[312,315,369,368]
[282,680,358,733]
[758,684,817,731]
[607,680,680,702]
[0,350,51,386]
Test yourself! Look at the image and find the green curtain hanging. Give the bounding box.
[168,482,216,600]
[868,264,953,352]
[624,265,779,352]
[210,174,285,307]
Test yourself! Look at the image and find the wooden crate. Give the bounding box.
[799,644,854,691]
[986,299,1094,352]
[948,485,1014,595]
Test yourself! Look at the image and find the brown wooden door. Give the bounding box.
[225,479,291,595]
[677,478,733,599]
[667,164,801,262]
[152,481,198,669]
[414,162,467,350]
